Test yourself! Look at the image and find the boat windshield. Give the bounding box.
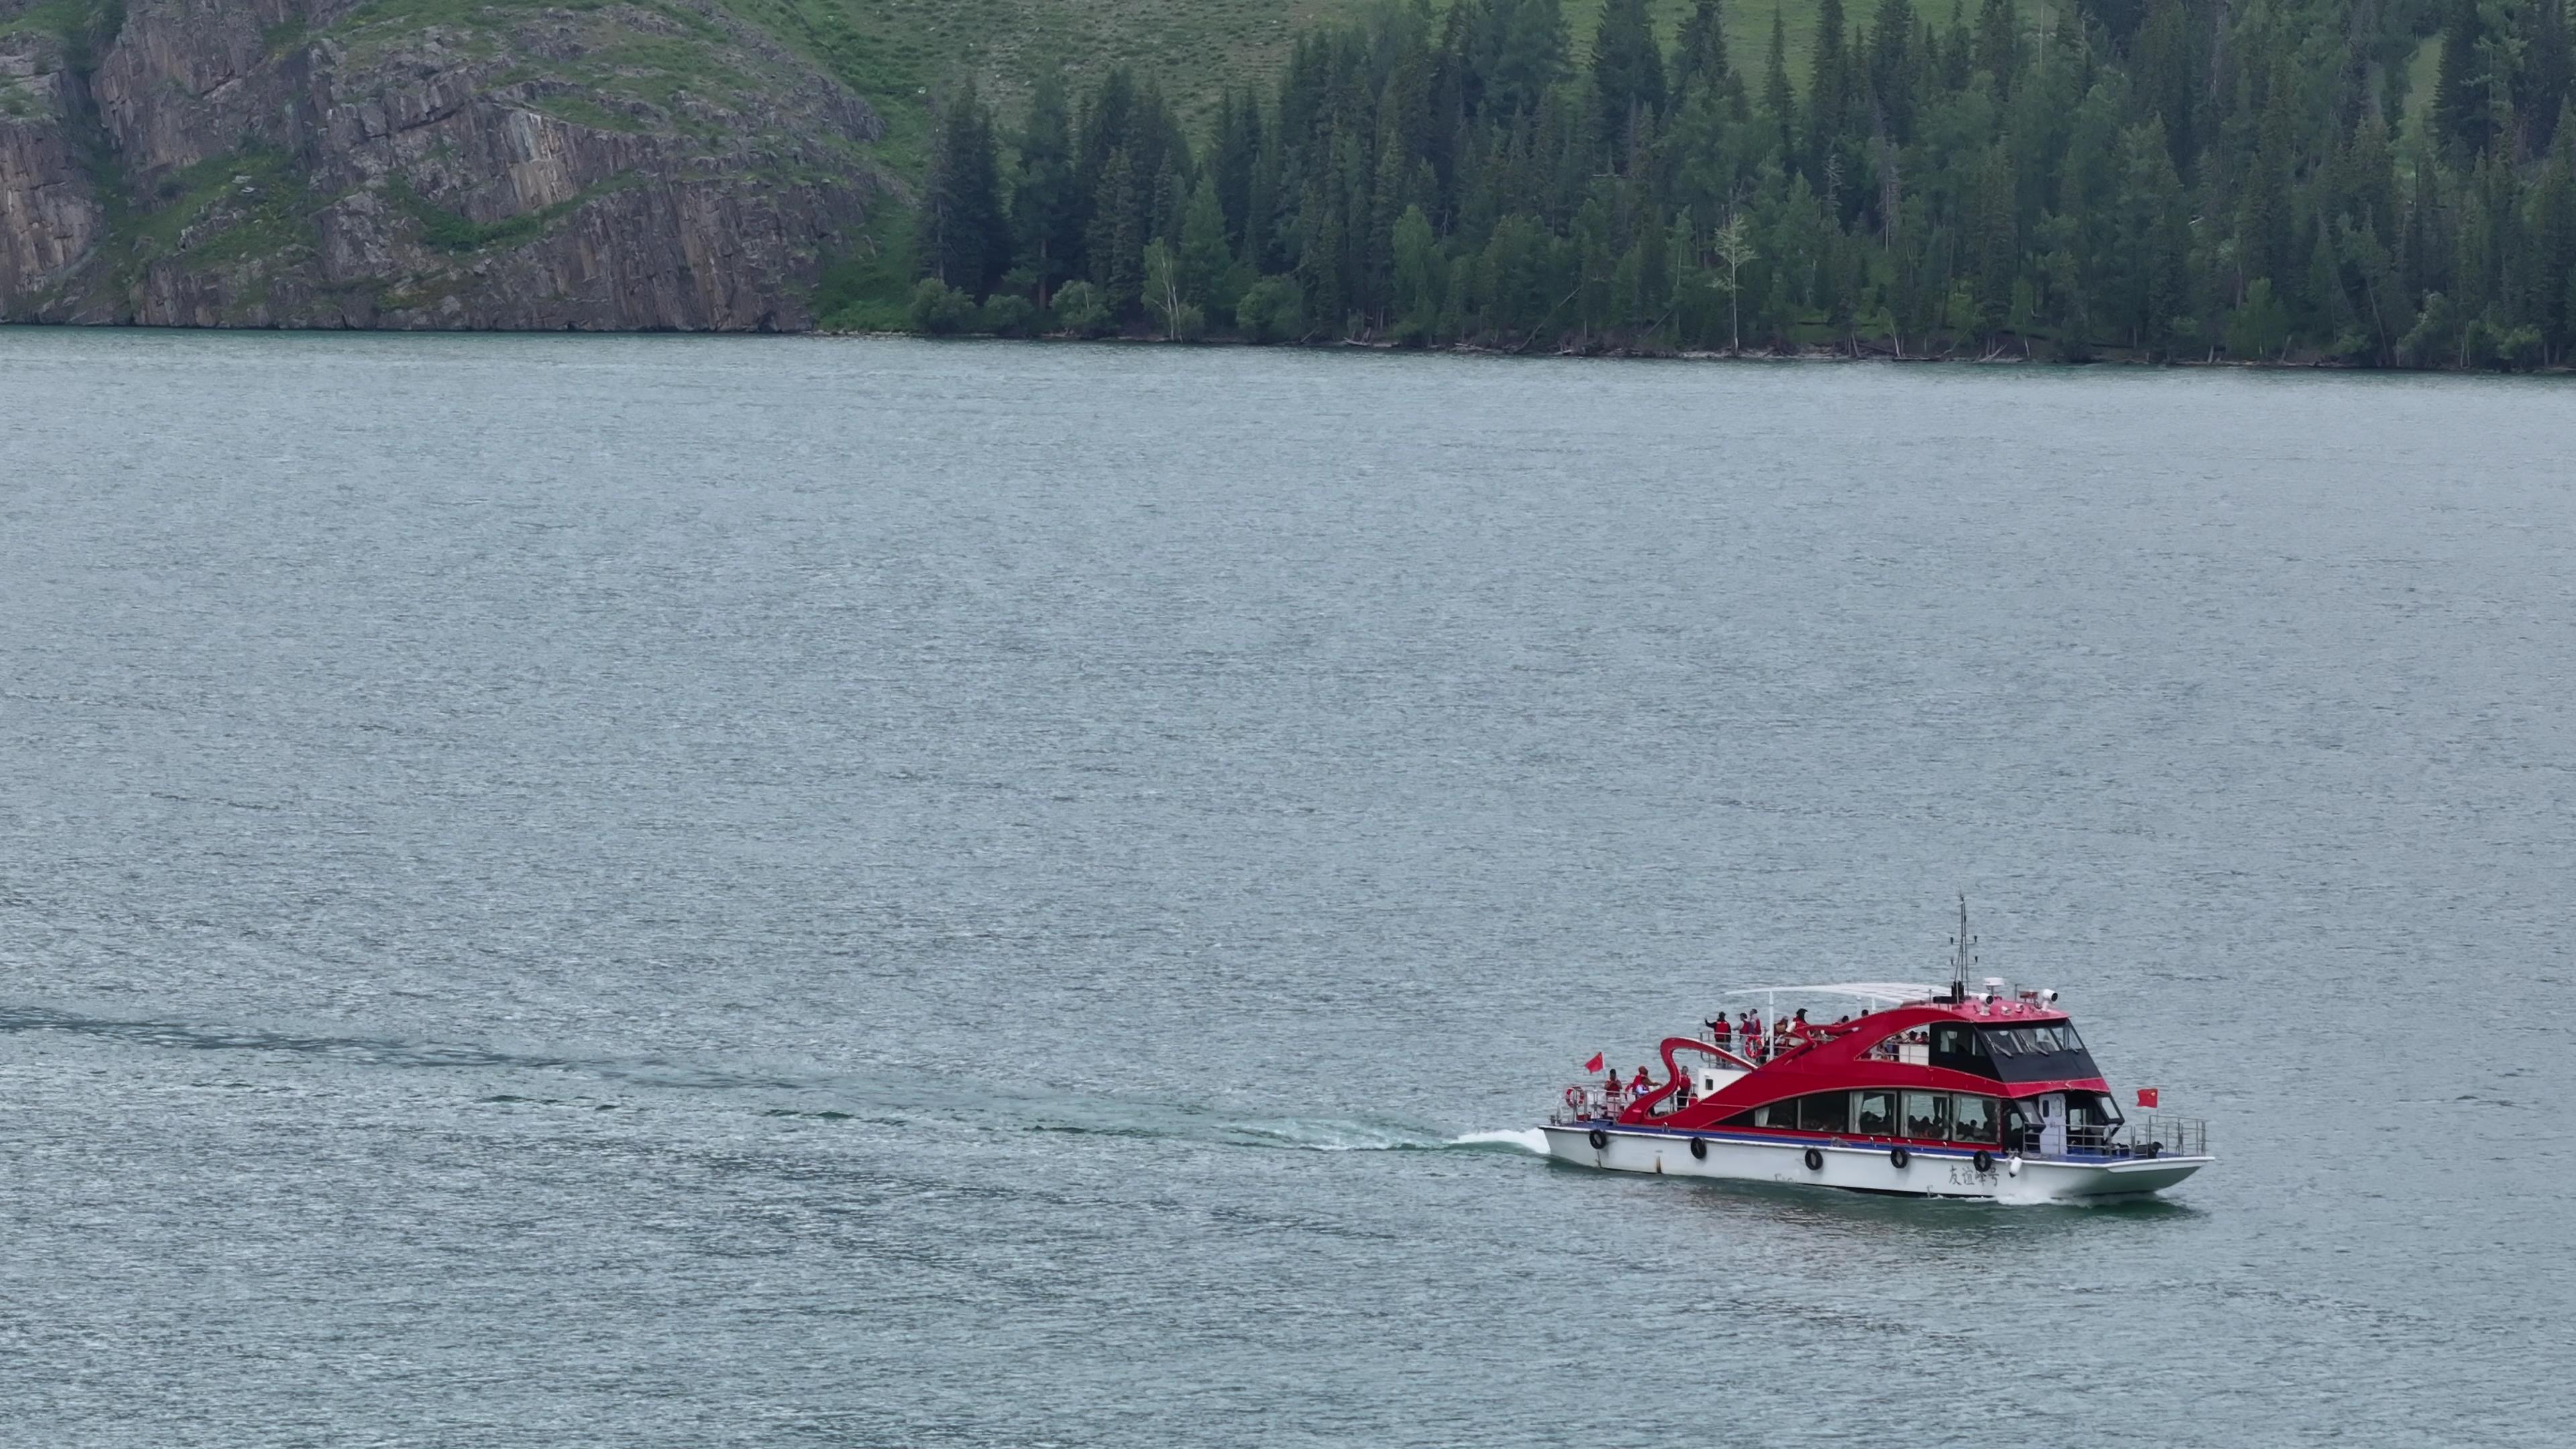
[1982,1023,2086,1056]
[1921,1020,2103,1083]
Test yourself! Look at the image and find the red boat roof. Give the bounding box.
[1612,998,2110,1131]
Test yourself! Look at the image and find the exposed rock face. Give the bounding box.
[0,31,103,300]
[0,0,883,329]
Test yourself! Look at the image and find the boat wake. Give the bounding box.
[0,1003,1571,1162]
[1449,1128,1550,1155]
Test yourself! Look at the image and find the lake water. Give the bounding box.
[2,330,2570,1446]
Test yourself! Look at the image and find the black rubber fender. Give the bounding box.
[1588,1128,1608,1150]
[1972,1150,1995,1173]
[1889,1145,1910,1169]
[1688,1137,1707,1161]
[1803,1147,1824,1171]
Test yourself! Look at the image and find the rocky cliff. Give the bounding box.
[0,0,884,329]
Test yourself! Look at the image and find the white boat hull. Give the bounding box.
[1538,1124,2207,1201]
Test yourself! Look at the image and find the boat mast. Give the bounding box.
[1948,894,1976,1003]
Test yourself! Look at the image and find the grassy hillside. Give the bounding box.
[709,0,1354,163]
[759,0,2006,162]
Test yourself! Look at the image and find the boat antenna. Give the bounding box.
[1948,894,1976,1004]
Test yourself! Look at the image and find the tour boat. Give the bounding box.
[1540,902,2210,1201]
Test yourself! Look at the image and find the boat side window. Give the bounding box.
[1901,1091,1949,1140]
[1929,1024,2000,1078]
[1951,1095,2000,1144]
[1855,1090,1896,1135]
[1868,1031,1930,1063]
[2021,1024,2084,1053]
[1798,1092,1850,1134]
[2002,1100,2037,1152]
[2065,1091,2122,1146]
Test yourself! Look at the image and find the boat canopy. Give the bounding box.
[1723,982,1937,1004]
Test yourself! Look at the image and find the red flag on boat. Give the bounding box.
[2135,1087,2161,1108]
[1583,1052,1605,1073]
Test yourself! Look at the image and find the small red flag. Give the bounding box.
[2135,1087,2161,1108]
[1583,1052,1605,1073]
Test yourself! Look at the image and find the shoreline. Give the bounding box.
[6,320,2570,375]
[809,328,2576,374]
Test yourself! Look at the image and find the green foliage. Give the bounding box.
[980,292,1038,335]
[908,276,978,331]
[1051,278,1112,335]
[814,205,921,331]
[2226,278,2292,360]
[390,177,543,254]
[916,79,1010,297]
[1008,66,1081,304]
[1234,274,1305,341]
[1177,179,1236,319]
[0,0,110,44]
[819,0,2576,368]
[1591,0,1666,147]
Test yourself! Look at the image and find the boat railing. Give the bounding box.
[2027,1115,2208,1161]
[1550,1085,1613,1125]
[1551,1084,1672,1124]
[2117,1114,2208,1159]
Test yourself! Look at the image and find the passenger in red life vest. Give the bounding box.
[1743,1011,1764,1059]
[1631,1067,1655,1102]
[1788,1008,1813,1044]
[1707,1015,1733,1052]
[1605,1067,1623,1098]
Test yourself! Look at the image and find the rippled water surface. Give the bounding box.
[3,330,2571,1446]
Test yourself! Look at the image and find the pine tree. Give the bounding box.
[1471,0,1572,118]
[1807,0,1853,187]
[2522,0,2575,153]
[2537,110,2576,356]
[1968,139,2018,331]
[1972,0,2017,97]
[1179,181,1236,320]
[1391,203,1445,334]
[1075,67,1139,235]
[2111,118,2190,354]
[2433,0,2492,158]
[1010,68,1078,306]
[1763,7,1795,161]
[1864,0,1917,144]
[1089,148,1146,320]
[917,80,1008,297]
[1673,0,1737,114]
[1210,91,1265,252]
[1591,0,1667,154]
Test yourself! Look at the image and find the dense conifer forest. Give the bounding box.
[894,0,2576,367]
